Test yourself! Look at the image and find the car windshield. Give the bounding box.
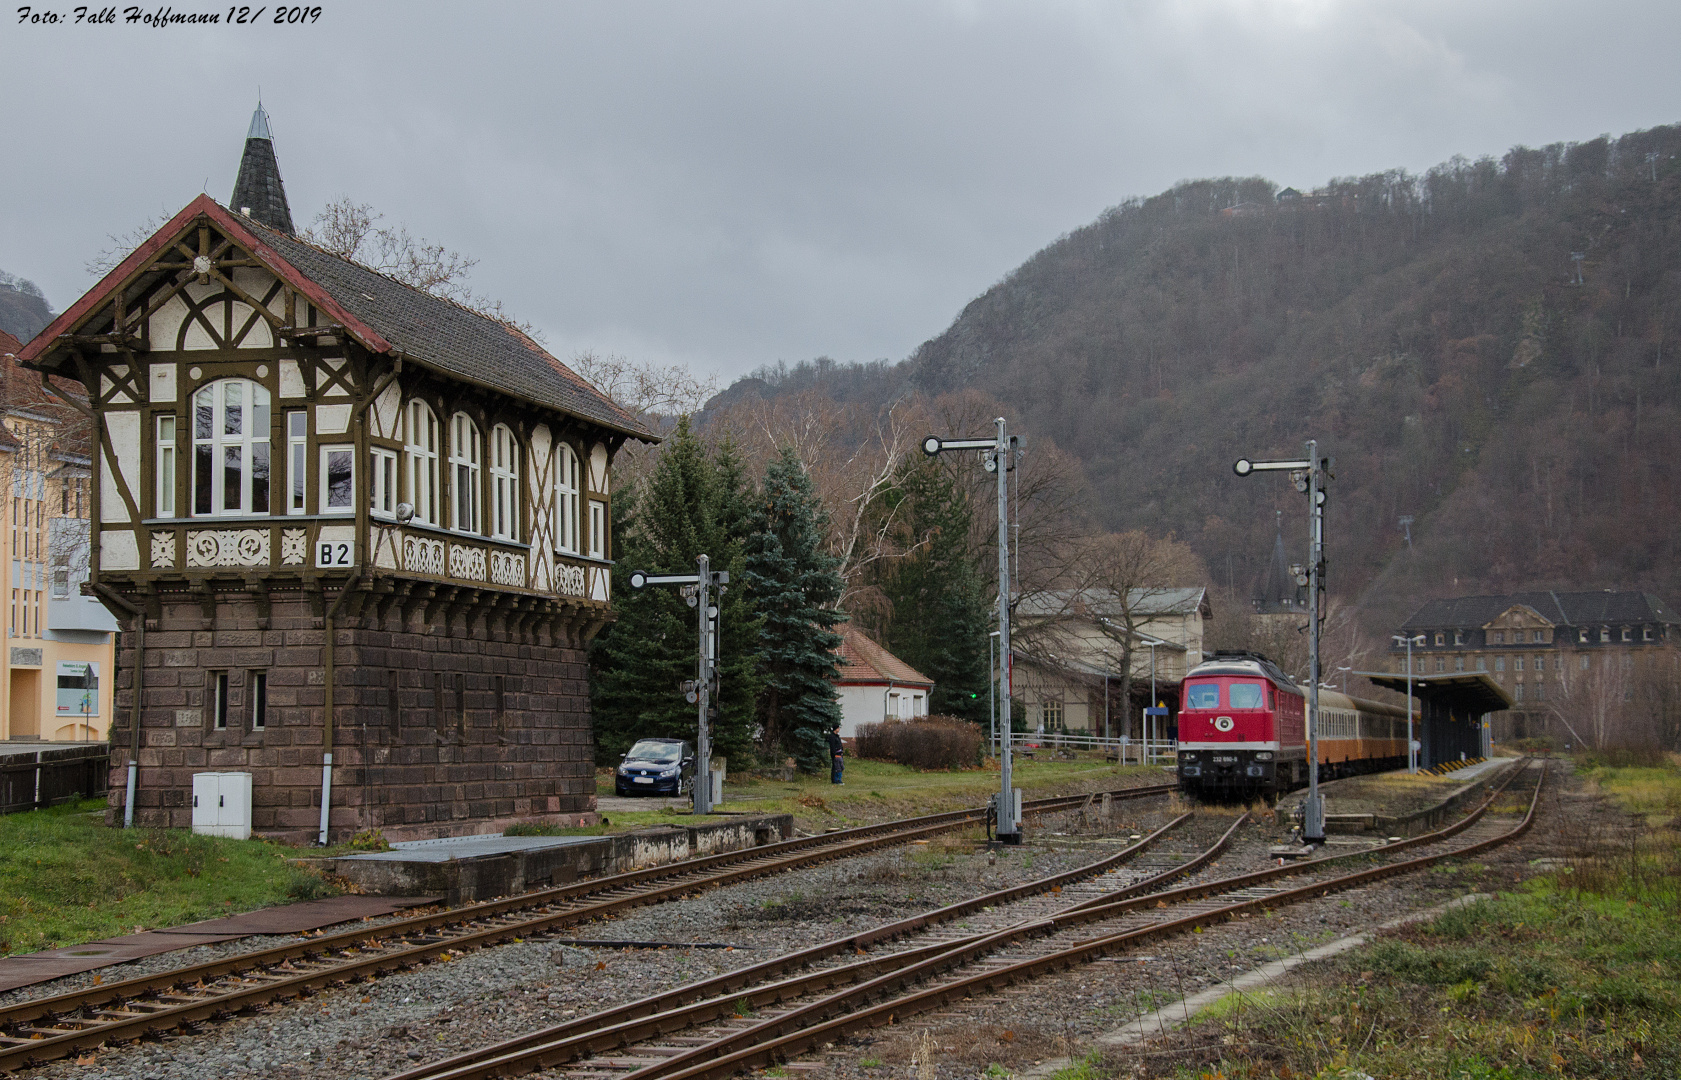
[1185,683,1220,710]
[1229,682,1265,709]
[627,741,683,764]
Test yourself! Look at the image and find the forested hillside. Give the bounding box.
[0,273,53,344]
[713,124,1681,634]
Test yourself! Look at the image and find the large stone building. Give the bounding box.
[19,107,653,841]
[1391,590,1681,740]
[0,331,117,742]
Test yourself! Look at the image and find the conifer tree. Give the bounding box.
[745,446,845,771]
[876,458,991,722]
[591,418,760,765]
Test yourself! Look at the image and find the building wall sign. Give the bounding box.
[57,661,99,717]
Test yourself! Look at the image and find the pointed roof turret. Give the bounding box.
[1253,512,1301,614]
[230,102,294,234]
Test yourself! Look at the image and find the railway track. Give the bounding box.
[0,782,1175,1072]
[386,759,1543,1080]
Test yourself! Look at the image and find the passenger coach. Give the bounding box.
[1176,651,1410,798]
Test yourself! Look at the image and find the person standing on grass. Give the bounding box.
[827,722,845,784]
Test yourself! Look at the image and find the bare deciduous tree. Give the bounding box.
[571,351,719,425]
[304,197,479,300]
[84,211,173,277]
[706,389,924,609]
[1015,530,1205,737]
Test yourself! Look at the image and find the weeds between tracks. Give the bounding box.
[1122,758,1681,1079]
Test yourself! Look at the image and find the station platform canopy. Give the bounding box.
[1354,671,1512,769]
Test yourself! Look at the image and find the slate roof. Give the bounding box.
[229,105,294,234]
[1253,523,1301,613]
[1399,591,1681,630]
[239,216,651,439]
[834,626,933,688]
[1015,586,1210,621]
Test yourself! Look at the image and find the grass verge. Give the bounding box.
[602,756,1163,833]
[1129,757,1681,1079]
[0,799,332,956]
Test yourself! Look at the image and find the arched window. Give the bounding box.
[555,442,580,553]
[489,424,519,541]
[449,413,482,533]
[192,378,270,515]
[404,401,440,525]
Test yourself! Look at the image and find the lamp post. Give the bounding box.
[1392,633,1425,773]
[924,420,1022,843]
[1234,442,1328,844]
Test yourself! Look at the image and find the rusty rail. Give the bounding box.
[391,761,1541,1080]
[0,783,1174,1071]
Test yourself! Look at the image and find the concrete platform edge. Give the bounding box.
[306,813,794,905]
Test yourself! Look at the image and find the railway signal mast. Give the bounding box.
[1233,441,1330,844]
[923,418,1023,844]
[628,556,729,815]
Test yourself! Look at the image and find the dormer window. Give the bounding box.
[1644,626,1655,642]
[1453,630,1464,646]
[1434,632,1444,646]
[1621,626,1632,642]
[1600,627,1610,643]
[192,378,270,516]
[1579,627,1589,643]
[1492,631,1504,644]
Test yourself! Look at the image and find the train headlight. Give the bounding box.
[1214,716,1235,732]
[1255,752,1273,761]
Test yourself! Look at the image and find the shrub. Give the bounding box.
[854,716,982,770]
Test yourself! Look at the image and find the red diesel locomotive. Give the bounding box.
[1176,651,1411,798]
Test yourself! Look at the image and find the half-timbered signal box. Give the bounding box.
[19,110,653,842]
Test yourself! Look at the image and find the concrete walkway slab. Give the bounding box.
[0,894,441,993]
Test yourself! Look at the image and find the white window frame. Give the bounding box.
[249,670,267,730]
[156,414,177,517]
[489,424,519,541]
[449,413,482,534]
[370,447,398,519]
[191,378,272,516]
[319,444,355,516]
[555,442,581,554]
[404,400,440,526]
[286,410,308,515]
[587,498,606,559]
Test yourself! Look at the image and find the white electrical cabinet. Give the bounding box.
[191,772,253,839]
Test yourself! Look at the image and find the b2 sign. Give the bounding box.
[315,539,354,569]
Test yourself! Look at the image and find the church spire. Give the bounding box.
[230,102,294,233]
[1253,511,1301,614]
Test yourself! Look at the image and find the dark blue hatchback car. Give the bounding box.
[613,738,696,797]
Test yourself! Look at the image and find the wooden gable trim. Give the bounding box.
[20,195,393,368]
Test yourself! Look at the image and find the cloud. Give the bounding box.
[3,0,1677,380]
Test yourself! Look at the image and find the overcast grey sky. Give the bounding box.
[3,1,1678,383]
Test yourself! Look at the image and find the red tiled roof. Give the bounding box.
[834,626,933,688]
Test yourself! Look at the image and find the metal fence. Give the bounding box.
[0,744,110,814]
[999,732,1178,766]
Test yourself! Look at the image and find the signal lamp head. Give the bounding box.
[629,571,648,589]
[921,436,943,457]
[1233,459,1254,476]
